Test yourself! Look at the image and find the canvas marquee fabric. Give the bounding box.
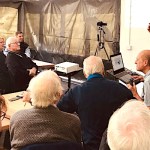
[0,0,120,60]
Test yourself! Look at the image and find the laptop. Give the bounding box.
[110,53,133,84]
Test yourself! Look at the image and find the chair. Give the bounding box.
[99,129,110,150]
[21,141,83,150]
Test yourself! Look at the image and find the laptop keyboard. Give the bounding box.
[115,71,129,78]
[119,74,132,83]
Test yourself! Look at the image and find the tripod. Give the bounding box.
[94,26,109,60]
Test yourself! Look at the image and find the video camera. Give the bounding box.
[97,21,107,27]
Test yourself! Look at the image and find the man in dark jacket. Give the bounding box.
[0,37,12,94]
[15,31,31,58]
[5,37,38,92]
[57,56,133,150]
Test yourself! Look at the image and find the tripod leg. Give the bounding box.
[94,48,97,56]
[94,45,99,56]
[103,46,109,60]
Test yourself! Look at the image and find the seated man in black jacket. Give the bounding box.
[57,56,133,150]
[5,37,38,92]
[0,37,12,94]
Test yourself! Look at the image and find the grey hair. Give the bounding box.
[5,37,16,49]
[28,70,63,108]
[107,100,150,150]
[83,56,104,78]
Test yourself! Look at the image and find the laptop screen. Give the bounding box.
[110,53,125,74]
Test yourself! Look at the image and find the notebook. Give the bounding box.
[110,53,133,84]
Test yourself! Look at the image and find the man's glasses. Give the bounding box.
[1,111,6,121]
[10,42,20,46]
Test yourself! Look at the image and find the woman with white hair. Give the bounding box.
[10,70,81,150]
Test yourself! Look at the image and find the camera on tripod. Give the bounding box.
[97,21,107,27]
[95,21,109,60]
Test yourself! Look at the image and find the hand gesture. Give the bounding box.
[132,75,144,82]
[22,91,31,103]
[28,67,37,77]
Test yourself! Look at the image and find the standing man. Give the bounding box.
[5,37,38,92]
[57,56,133,150]
[0,37,12,94]
[127,50,150,108]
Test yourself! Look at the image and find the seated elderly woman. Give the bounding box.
[10,70,82,150]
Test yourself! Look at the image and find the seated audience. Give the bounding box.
[10,70,81,150]
[15,31,31,57]
[0,95,11,150]
[0,95,7,130]
[5,37,38,92]
[0,37,12,94]
[3,31,35,58]
[57,56,133,150]
[107,100,150,150]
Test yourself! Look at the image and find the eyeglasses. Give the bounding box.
[1,111,6,121]
[10,42,20,46]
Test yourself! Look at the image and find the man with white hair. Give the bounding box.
[5,37,38,92]
[10,70,82,150]
[107,100,150,150]
[3,31,31,57]
[57,56,133,150]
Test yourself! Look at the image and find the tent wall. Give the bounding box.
[120,0,150,71]
[0,2,20,38]
[0,0,120,62]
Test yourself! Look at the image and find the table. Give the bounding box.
[106,69,143,96]
[106,68,141,84]
[1,91,33,130]
[119,80,144,96]
[55,67,82,92]
[33,59,54,70]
